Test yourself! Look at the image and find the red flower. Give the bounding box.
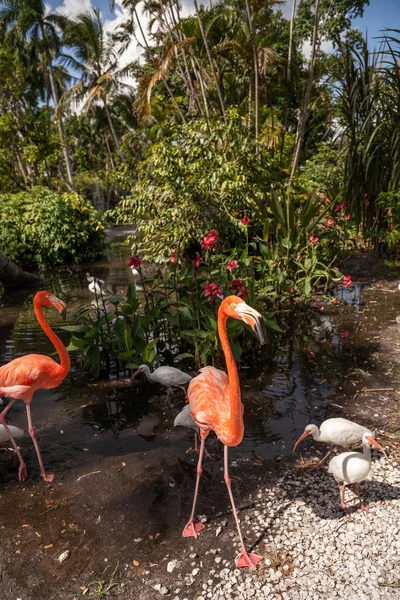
[342,275,353,288]
[342,201,348,209]
[320,192,330,205]
[289,286,295,294]
[170,251,177,264]
[129,256,141,268]
[335,204,343,212]
[227,259,238,272]
[344,214,351,221]
[230,279,249,298]
[193,252,202,269]
[309,235,319,247]
[201,229,219,250]
[340,330,349,339]
[315,304,324,311]
[332,298,339,305]
[204,282,223,301]
[305,345,315,359]
[326,219,335,230]
[241,215,252,226]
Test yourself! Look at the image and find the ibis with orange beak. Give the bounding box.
[328,432,387,512]
[293,418,374,469]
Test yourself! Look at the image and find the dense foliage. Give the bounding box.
[0,187,104,269]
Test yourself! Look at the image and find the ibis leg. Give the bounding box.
[355,482,372,513]
[0,399,27,481]
[307,445,334,470]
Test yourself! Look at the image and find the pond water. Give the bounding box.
[0,227,389,472]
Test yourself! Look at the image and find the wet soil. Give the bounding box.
[0,243,399,599]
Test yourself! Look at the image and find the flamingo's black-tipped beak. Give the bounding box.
[254,315,266,345]
[61,307,67,321]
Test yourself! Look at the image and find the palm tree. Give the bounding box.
[0,0,75,188]
[61,8,129,164]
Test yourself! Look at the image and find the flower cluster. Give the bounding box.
[204,282,223,301]
[335,201,348,213]
[227,259,238,272]
[326,219,335,231]
[342,275,353,288]
[320,192,330,205]
[201,229,219,251]
[129,255,141,268]
[230,279,249,298]
[241,215,252,226]
[309,235,318,247]
[193,252,202,269]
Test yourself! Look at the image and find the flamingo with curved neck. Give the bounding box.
[182,296,266,570]
[0,290,70,482]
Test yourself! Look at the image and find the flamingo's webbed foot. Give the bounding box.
[18,461,27,482]
[182,520,204,539]
[235,551,263,570]
[42,472,55,483]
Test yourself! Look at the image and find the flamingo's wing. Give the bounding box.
[0,355,56,390]
[187,366,230,431]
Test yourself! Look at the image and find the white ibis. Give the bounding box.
[85,273,110,296]
[131,364,192,402]
[174,405,213,458]
[0,424,24,445]
[328,432,386,511]
[293,418,374,469]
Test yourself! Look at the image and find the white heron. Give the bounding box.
[293,418,374,469]
[85,273,110,296]
[131,364,192,402]
[328,432,386,511]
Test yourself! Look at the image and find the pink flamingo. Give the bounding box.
[182,296,265,570]
[0,291,70,482]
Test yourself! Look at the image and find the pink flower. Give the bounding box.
[193,252,202,269]
[340,330,349,339]
[309,235,319,247]
[204,282,223,301]
[227,259,238,272]
[326,219,335,230]
[315,304,324,311]
[344,214,351,221]
[335,204,343,212]
[332,298,339,305]
[129,256,141,268]
[342,201,348,209]
[320,193,330,205]
[241,215,252,226]
[201,229,219,251]
[289,286,295,294]
[170,251,177,264]
[342,275,353,288]
[230,279,249,298]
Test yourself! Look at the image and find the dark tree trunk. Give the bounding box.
[0,252,41,288]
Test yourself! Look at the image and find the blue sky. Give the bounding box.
[47,0,400,67]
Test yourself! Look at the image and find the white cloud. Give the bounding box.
[302,39,334,60]
[56,0,93,17]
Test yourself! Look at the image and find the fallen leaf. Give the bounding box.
[44,544,53,549]
[22,524,31,528]
[61,520,67,527]
[132,560,140,566]
[121,461,126,467]
[35,532,41,538]
[45,499,55,507]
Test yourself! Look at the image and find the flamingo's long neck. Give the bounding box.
[34,299,70,379]
[218,309,241,417]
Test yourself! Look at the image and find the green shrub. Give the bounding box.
[0,186,105,270]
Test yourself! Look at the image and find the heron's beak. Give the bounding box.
[293,429,311,453]
[366,436,388,458]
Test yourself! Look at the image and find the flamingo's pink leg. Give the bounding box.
[0,398,27,481]
[25,403,54,483]
[182,434,206,539]
[223,445,263,570]
[307,445,334,470]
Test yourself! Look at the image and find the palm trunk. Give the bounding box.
[194,0,226,121]
[44,46,75,190]
[289,0,320,184]
[280,0,297,164]
[245,0,259,149]
[103,98,126,164]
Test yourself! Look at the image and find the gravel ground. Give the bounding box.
[142,448,400,600]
